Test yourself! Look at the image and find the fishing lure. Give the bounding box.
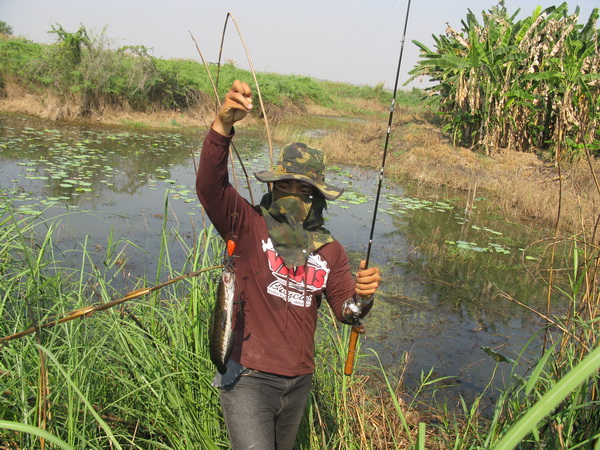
[209,240,236,374]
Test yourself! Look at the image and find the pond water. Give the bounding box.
[0,112,567,413]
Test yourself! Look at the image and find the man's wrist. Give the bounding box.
[212,118,233,136]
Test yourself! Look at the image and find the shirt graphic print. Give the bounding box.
[261,238,330,307]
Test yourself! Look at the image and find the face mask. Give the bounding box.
[267,188,313,227]
[260,188,334,268]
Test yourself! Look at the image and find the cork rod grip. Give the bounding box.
[344,325,365,376]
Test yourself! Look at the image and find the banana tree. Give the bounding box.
[407,2,599,159]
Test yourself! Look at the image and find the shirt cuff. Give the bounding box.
[207,124,235,142]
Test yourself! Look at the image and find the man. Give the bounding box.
[196,80,381,449]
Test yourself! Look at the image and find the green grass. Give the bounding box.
[1,190,599,448]
[0,196,226,447]
[0,30,400,117]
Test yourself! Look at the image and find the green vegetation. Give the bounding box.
[0,198,227,447]
[1,186,599,448]
[0,196,421,448]
[2,4,600,446]
[408,2,600,160]
[0,25,401,119]
[0,21,12,36]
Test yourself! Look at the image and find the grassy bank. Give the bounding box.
[1,192,599,448]
[0,196,430,448]
[0,30,404,124]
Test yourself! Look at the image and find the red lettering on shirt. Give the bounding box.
[312,269,326,289]
[264,243,328,292]
[267,250,286,274]
[290,265,305,284]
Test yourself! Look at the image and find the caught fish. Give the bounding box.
[209,267,236,375]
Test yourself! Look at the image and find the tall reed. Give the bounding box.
[0,196,228,448]
[1,194,429,449]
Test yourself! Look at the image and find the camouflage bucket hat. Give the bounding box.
[254,143,344,200]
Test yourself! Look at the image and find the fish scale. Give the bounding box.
[209,267,236,374]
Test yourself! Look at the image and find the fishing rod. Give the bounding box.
[189,28,253,205]
[344,0,412,377]
[0,265,222,346]
[189,12,276,204]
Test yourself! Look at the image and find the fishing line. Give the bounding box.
[341,0,401,65]
[190,12,276,216]
[191,13,273,241]
[217,13,275,171]
[189,30,254,206]
[365,0,411,268]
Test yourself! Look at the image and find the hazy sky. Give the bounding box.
[1,0,597,90]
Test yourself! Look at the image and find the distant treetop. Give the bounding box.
[0,21,13,36]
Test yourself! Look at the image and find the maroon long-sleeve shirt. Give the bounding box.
[196,128,371,376]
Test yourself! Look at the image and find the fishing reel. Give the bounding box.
[342,294,374,324]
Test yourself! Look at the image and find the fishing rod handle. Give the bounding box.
[344,324,365,376]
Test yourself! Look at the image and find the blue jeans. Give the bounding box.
[219,369,313,449]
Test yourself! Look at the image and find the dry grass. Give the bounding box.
[341,374,447,449]
[319,121,385,169]
[274,104,598,234]
[386,134,600,233]
[0,81,222,130]
[286,104,600,235]
[272,116,387,169]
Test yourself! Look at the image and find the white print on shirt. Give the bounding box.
[261,238,330,307]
